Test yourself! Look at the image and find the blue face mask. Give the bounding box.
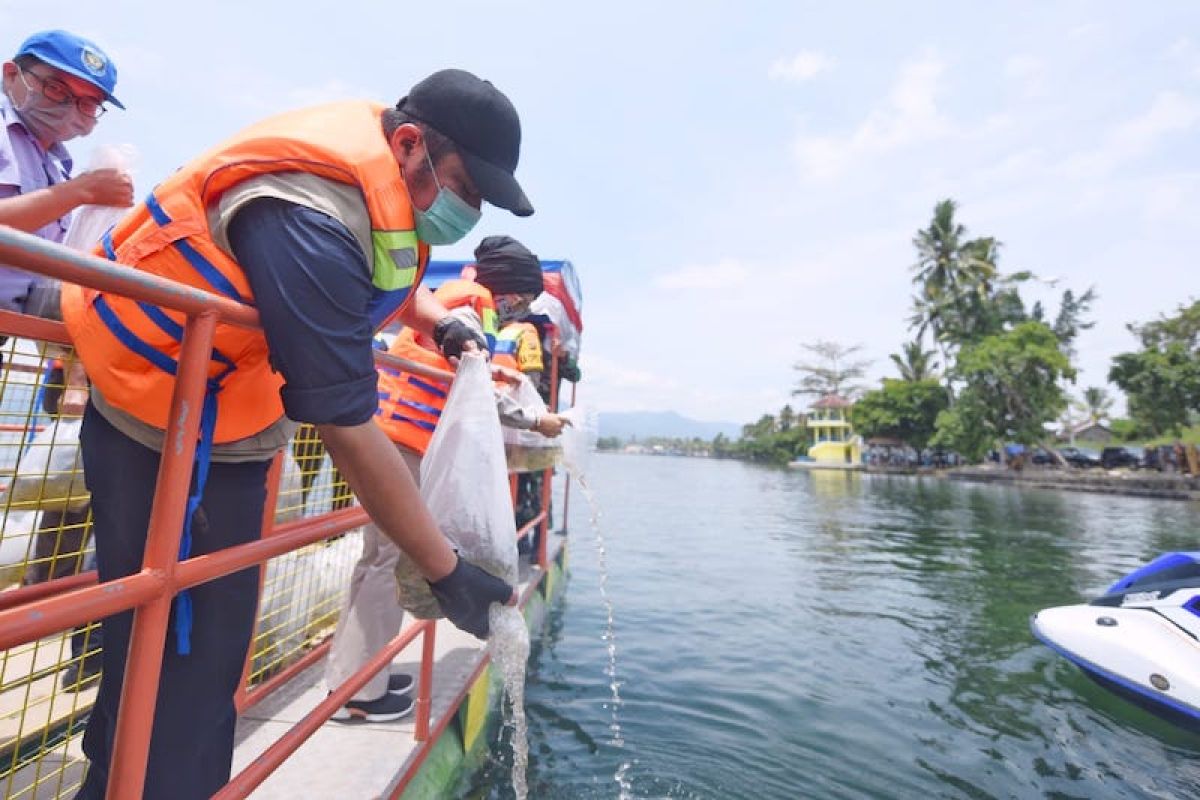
[410,148,481,245]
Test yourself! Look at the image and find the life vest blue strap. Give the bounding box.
[91,296,220,656]
[96,195,247,655]
[101,230,238,378]
[405,376,448,399]
[493,339,518,355]
[389,413,437,432]
[396,398,441,418]
[173,387,218,656]
[94,296,178,376]
[144,192,247,304]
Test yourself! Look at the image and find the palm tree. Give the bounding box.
[909,200,1001,348]
[889,340,938,382]
[1074,386,1114,424]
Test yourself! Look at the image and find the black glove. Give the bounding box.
[428,555,515,639]
[433,316,488,361]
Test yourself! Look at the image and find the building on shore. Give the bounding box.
[806,393,862,465]
[1058,420,1113,444]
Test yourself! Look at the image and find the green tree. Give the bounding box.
[1052,288,1098,358]
[888,340,939,382]
[742,413,778,439]
[778,404,797,431]
[1108,300,1200,436]
[853,379,950,450]
[932,322,1075,460]
[792,340,870,399]
[1109,344,1200,436]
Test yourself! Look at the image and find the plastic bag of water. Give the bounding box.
[63,144,137,252]
[502,376,562,472]
[394,352,518,617]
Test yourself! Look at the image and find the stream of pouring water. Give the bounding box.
[572,471,633,798]
[488,604,531,800]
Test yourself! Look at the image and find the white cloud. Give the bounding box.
[1004,54,1045,95]
[768,51,834,82]
[793,52,950,179]
[653,259,750,290]
[1062,90,1200,177]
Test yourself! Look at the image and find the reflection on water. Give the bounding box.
[471,455,1200,799]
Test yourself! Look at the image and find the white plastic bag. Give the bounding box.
[62,144,137,252]
[4,419,89,512]
[501,377,562,473]
[395,353,518,617]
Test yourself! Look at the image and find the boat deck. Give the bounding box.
[230,541,553,799]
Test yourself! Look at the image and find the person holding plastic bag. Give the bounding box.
[325,234,566,722]
[61,70,529,800]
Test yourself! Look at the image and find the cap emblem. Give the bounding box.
[80,47,107,76]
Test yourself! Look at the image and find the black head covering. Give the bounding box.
[473,235,544,295]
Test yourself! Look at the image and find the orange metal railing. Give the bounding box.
[0,224,571,799]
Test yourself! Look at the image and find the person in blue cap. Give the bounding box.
[0,29,133,314]
[0,30,133,696]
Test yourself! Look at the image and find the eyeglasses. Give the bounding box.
[17,67,107,119]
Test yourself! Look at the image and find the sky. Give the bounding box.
[1,0,1197,424]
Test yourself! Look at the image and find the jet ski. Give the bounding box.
[1031,552,1200,731]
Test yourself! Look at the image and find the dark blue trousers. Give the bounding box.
[74,403,270,800]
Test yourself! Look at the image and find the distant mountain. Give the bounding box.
[598,410,741,441]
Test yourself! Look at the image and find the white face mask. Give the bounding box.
[9,69,96,144]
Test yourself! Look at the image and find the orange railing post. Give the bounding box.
[414,620,437,742]
[107,310,219,800]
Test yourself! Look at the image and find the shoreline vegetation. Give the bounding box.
[598,199,1200,503]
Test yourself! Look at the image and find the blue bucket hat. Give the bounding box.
[14,30,123,110]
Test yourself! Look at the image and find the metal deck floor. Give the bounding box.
[231,553,546,799]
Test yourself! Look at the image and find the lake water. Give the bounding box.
[469,453,1200,799]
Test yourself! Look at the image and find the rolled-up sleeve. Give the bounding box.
[226,197,378,426]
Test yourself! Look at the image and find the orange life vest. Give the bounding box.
[61,101,429,444]
[375,279,498,454]
[493,321,542,373]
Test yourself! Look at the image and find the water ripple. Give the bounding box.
[472,457,1200,799]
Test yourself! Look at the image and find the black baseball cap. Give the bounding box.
[398,69,533,217]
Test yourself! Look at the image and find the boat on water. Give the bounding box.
[1031,552,1200,731]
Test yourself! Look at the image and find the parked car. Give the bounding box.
[1030,447,1057,466]
[1058,446,1101,468]
[1101,446,1142,470]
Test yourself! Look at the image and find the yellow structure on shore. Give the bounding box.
[805,394,862,466]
